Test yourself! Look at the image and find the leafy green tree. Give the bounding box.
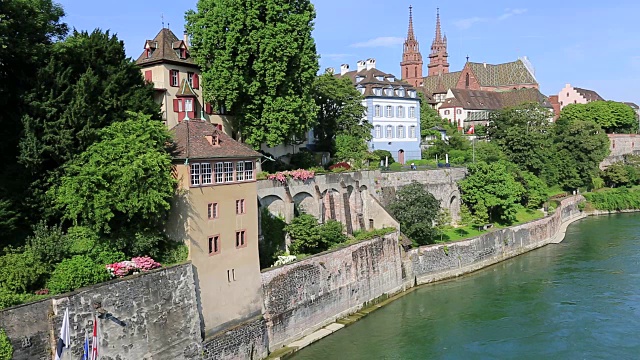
[459,161,525,224]
[312,73,369,152]
[25,222,70,270]
[559,101,638,134]
[418,92,444,138]
[335,135,371,167]
[317,220,347,248]
[49,112,176,236]
[602,162,632,188]
[515,170,548,209]
[47,255,110,294]
[554,119,610,189]
[259,208,286,268]
[285,214,320,255]
[0,249,47,293]
[186,0,319,147]
[388,182,441,245]
[473,141,507,163]
[0,328,12,360]
[487,103,556,183]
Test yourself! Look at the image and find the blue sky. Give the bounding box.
[59,0,640,103]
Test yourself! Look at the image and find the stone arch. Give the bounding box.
[260,195,286,217]
[320,188,341,223]
[446,190,462,223]
[293,191,317,218]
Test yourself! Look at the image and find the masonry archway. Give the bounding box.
[398,149,405,164]
[260,195,286,217]
[293,191,317,218]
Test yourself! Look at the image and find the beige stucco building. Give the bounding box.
[167,120,262,336]
[136,28,233,134]
[557,83,604,110]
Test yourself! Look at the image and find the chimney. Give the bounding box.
[357,60,366,72]
[366,58,376,70]
[183,30,189,48]
[325,67,335,75]
[483,62,486,68]
[340,64,350,75]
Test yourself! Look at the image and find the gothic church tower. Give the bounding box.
[400,6,423,87]
[427,8,449,76]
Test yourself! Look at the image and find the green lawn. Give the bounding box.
[439,208,545,243]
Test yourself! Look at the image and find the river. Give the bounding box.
[291,214,640,359]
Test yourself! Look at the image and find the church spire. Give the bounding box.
[407,5,416,41]
[400,5,423,88]
[428,7,449,76]
[434,8,442,42]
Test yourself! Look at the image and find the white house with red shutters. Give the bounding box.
[136,27,231,132]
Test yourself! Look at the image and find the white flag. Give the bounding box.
[55,307,70,360]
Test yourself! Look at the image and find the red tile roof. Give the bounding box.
[574,87,604,102]
[171,120,261,160]
[136,28,197,68]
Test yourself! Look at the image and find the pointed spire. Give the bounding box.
[434,7,442,42]
[407,5,415,41]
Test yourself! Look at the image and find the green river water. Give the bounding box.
[291,214,640,360]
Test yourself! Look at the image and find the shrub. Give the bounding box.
[0,250,47,293]
[290,150,317,169]
[157,243,189,265]
[267,169,315,184]
[47,256,111,294]
[26,222,70,270]
[583,188,640,211]
[388,162,403,171]
[105,256,161,278]
[329,162,351,171]
[0,328,12,360]
[352,227,396,241]
[286,214,320,255]
[259,208,286,268]
[371,150,395,165]
[67,226,100,255]
[0,288,38,311]
[318,220,347,248]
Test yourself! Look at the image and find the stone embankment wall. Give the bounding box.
[600,134,640,169]
[405,196,584,285]
[0,264,202,360]
[260,232,404,350]
[202,316,268,360]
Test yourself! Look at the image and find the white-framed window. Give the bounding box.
[397,106,404,118]
[386,125,393,138]
[444,110,450,115]
[375,125,382,138]
[409,90,416,98]
[201,163,212,184]
[359,87,365,95]
[215,162,224,183]
[236,199,246,214]
[170,69,179,87]
[409,125,417,138]
[386,105,393,117]
[236,161,245,181]
[385,88,393,96]
[388,77,395,82]
[409,107,416,118]
[374,88,382,96]
[356,76,364,83]
[396,89,405,97]
[188,72,194,87]
[178,100,183,112]
[224,162,234,182]
[244,161,254,180]
[374,105,381,117]
[208,203,218,219]
[376,76,384,81]
[456,109,462,115]
[185,99,193,112]
[397,125,405,138]
[190,163,201,186]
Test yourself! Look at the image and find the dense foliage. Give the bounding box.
[0,328,12,360]
[186,0,319,147]
[285,215,347,255]
[583,188,640,211]
[388,182,441,245]
[258,208,286,268]
[559,101,638,134]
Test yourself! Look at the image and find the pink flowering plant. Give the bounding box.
[106,256,161,278]
[267,169,315,184]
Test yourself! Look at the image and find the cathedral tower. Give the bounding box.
[427,8,449,76]
[400,5,423,88]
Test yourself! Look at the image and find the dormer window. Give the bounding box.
[376,76,384,81]
[212,134,219,146]
[356,76,364,83]
[408,90,416,98]
[374,88,382,96]
[387,77,395,82]
[396,89,405,97]
[385,88,393,96]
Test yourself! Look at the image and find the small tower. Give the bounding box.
[427,8,450,76]
[400,5,423,88]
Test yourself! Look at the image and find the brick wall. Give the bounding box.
[202,316,268,360]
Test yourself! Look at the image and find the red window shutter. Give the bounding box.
[193,73,199,89]
[205,102,212,114]
[217,124,222,131]
[173,99,179,112]
[144,70,152,82]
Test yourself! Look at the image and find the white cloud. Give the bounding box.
[455,8,528,30]
[350,36,404,48]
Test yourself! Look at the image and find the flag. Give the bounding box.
[82,331,90,360]
[467,125,475,134]
[54,308,70,360]
[90,316,98,360]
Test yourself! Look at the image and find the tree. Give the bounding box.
[49,112,176,236]
[258,208,286,268]
[486,103,556,183]
[388,182,441,245]
[559,101,638,134]
[186,0,319,148]
[602,162,632,188]
[312,73,369,152]
[418,92,444,138]
[334,134,371,167]
[515,170,548,209]
[459,161,525,224]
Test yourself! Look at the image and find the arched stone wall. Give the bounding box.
[260,195,286,218]
[293,192,318,218]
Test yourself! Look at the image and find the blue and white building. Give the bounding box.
[335,59,421,163]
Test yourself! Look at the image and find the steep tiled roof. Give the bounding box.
[176,79,196,97]
[136,28,197,67]
[574,87,604,102]
[467,60,537,87]
[623,102,639,109]
[443,88,551,110]
[422,71,460,94]
[171,120,261,160]
[336,67,418,99]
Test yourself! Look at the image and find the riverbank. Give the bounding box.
[264,196,585,360]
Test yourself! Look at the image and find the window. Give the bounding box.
[235,230,246,248]
[356,76,364,83]
[444,110,450,115]
[397,106,404,118]
[375,125,382,138]
[385,88,393,96]
[396,89,405,97]
[409,125,417,138]
[457,109,462,115]
[376,76,384,81]
[208,235,220,255]
[388,77,395,82]
[567,92,569,97]
[409,90,416,98]
[178,100,183,112]
[215,162,224,183]
[386,125,393,138]
[236,199,246,214]
[409,107,416,118]
[560,101,564,106]
[244,161,254,180]
[185,99,193,112]
[358,87,365,95]
[201,163,212,184]
[386,105,393,117]
[190,163,201,186]
[374,88,382,96]
[224,162,234,182]
[397,125,405,138]
[208,203,219,219]
[144,70,152,82]
[236,162,245,181]
[170,70,179,87]
[188,72,194,87]
[374,105,381,117]
[465,73,470,88]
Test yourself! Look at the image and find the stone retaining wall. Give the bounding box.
[202,316,268,360]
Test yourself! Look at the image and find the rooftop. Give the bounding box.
[171,120,261,160]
